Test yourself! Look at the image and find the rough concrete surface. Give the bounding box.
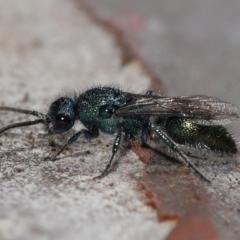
[0,0,174,239]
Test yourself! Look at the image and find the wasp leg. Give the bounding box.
[149,123,210,183]
[94,128,123,179]
[45,129,99,161]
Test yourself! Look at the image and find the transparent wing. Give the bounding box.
[115,94,239,125]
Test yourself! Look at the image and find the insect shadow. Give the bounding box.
[0,86,239,182]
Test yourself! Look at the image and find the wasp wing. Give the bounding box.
[115,94,239,125]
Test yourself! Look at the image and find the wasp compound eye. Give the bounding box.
[47,97,75,134]
[55,114,72,127]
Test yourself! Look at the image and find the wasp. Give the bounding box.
[0,87,238,182]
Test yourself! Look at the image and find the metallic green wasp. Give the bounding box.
[0,87,238,182]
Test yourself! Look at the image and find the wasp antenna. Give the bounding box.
[0,106,46,119]
[0,119,45,135]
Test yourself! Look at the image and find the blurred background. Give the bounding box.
[88,0,240,106]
